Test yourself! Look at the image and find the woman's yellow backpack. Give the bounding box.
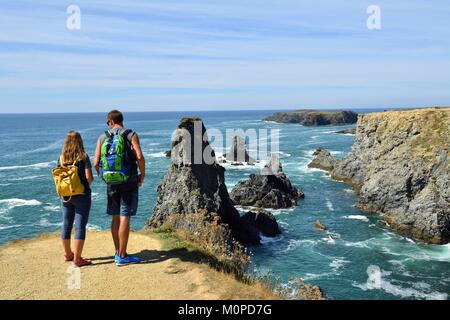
[52,156,85,201]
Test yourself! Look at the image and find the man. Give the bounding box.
[94,110,146,266]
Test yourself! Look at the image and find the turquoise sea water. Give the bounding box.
[0,110,448,300]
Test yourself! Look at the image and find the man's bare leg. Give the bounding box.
[118,216,130,258]
[111,215,120,253]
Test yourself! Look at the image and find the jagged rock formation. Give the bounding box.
[264,109,358,126]
[241,210,281,237]
[147,117,274,245]
[308,148,338,171]
[230,155,304,209]
[330,108,450,244]
[335,128,356,134]
[225,136,256,165]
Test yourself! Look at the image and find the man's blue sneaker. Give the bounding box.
[115,254,141,266]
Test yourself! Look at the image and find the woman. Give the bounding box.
[58,131,94,267]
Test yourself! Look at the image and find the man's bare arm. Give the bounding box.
[131,133,145,186]
[93,140,101,175]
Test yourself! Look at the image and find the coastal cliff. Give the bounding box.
[264,109,358,126]
[329,107,450,244]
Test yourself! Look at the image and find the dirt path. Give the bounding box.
[0,231,276,300]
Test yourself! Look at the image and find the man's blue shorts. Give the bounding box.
[107,180,139,217]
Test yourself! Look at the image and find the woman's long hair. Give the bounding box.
[61,131,86,164]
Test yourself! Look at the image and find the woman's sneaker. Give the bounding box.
[115,253,141,266]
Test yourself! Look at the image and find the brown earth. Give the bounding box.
[0,231,278,300]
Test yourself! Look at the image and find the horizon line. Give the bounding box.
[1,105,445,115]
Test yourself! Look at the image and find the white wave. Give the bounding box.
[343,239,371,249]
[273,151,291,158]
[87,224,102,231]
[343,215,369,222]
[235,205,296,216]
[219,160,266,170]
[39,217,61,227]
[0,199,42,214]
[283,239,318,252]
[264,207,296,215]
[330,150,344,156]
[322,235,336,244]
[7,175,47,181]
[0,183,11,186]
[147,151,167,158]
[302,272,332,281]
[325,199,334,211]
[343,188,353,194]
[0,224,24,230]
[260,234,284,245]
[43,204,60,212]
[329,258,349,271]
[0,161,56,171]
[353,268,448,300]
[262,120,279,124]
[92,192,101,200]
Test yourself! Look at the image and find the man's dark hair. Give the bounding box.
[108,110,124,124]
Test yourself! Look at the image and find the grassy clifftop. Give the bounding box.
[358,107,449,166]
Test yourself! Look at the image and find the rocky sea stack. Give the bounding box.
[230,154,304,209]
[224,135,256,165]
[308,148,338,171]
[264,109,358,126]
[147,117,281,245]
[312,108,450,244]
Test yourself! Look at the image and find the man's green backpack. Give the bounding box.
[100,129,135,185]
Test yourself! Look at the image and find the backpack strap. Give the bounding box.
[121,129,137,164]
[105,130,112,138]
[121,129,133,141]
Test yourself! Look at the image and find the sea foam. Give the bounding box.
[0,161,56,171]
[0,199,42,214]
[343,215,369,222]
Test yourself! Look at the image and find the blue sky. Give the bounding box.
[1,0,450,113]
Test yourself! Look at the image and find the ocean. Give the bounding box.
[0,110,448,300]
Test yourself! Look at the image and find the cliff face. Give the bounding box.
[264,110,358,126]
[332,107,450,244]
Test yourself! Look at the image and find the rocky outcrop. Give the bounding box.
[331,107,450,244]
[147,117,280,245]
[314,220,327,231]
[308,148,338,171]
[225,136,256,165]
[335,128,356,135]
[230,155,304,209]
[241,210,281,237]
[264,110,358,126]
